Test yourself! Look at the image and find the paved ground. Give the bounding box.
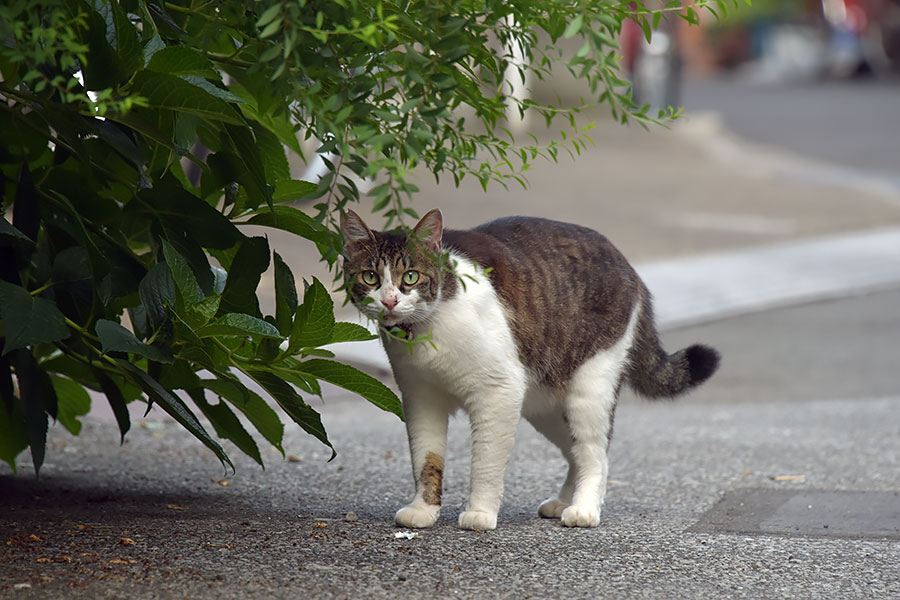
[3,76,900,598]
[3,291,900,598]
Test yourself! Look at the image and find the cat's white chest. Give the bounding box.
[384,255,524,400]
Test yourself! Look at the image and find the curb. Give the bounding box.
[332,226,900,374]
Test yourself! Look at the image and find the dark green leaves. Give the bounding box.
[249,370,334,459]
[0,281,70,355]
[219,237,269,317]
[289,278,334,351]
[295,359,402,419]
[196,313,282,339]
[132,71,243,125]
[96,319,174,363]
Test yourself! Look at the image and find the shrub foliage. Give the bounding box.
[0,0,738,474]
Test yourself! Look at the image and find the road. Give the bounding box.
[682,76,900,176]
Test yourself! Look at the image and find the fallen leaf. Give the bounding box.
[288,455,303,463]
[313,522,328,529]
[109,558,136,564]
[216,480,231,487]
[37,557,53,563]
[118,537,137,546]
[167,504,187,511]
[27,534,42,542]
[772,475,806,481]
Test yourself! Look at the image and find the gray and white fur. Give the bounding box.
[341,209,719,530]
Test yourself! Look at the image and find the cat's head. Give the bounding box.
[340,209,444,330]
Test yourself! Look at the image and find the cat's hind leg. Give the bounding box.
[394,381,453,529]
[558,307,638,528]
[523,406,576,519]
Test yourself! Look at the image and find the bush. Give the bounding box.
[0,0,738,474]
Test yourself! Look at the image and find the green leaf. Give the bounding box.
[330,322,377,344]
[203,375,284,454]
[273,252,298,335]
[147,47,220,78]
[94,368,131,444]
[256,3,282,28]
[108,0,144,75]
[0,216,34,248]
[51,376,91,436]
[289,278,334,351]
[253,123,290,183]
[272,179,318,204]
[182,76,245,104]
[118,360,234,471]
[219,236,269,317]
[223,124,273,210]
[245,205,331,245]
[564,14,584,39]
[187,295,221,328]
[131,70,243,124]
[96,319,174,363]
[0,399,27,473]
[10,349,56,475]
[294,359,402,419]
[137,175,242,251]
[161,238,201,305]
[0,281,70,355]
[188,389,263,467]
[138,263,176,332]
[196,313,282,339]
[248,370,334,459]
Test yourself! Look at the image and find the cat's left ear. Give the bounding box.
[412,209,443,254]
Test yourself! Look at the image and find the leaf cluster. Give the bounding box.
[0,0,400,474]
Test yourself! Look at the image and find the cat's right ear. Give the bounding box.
[412,208,443,254]
[340,210,376,249]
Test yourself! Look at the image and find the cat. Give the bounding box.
[340,208,720,530]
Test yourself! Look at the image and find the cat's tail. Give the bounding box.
[625,287,720,399]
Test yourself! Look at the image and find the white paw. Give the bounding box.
[458,510,497,531]
[560,505,601,528]
[538,497,570,519]
[395,504,439,528]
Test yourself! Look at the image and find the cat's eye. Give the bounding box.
[402,270,420,285]
[361,270,378,285]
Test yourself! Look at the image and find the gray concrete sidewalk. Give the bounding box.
[3,102,900,598]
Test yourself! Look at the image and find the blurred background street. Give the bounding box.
[3,1,899,597]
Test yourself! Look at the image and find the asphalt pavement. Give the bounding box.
[3,76,900,598]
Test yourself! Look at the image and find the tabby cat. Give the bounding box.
[341,209,719,530]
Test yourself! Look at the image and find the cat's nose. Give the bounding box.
[382,295,399,310]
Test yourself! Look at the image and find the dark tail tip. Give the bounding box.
[685,344,720,387]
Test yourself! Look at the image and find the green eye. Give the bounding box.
[361,270,378,285]
[402,270,420,285]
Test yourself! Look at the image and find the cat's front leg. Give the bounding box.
[458,383,525,531]
[394,385,451,529]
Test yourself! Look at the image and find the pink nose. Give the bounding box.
[382,295,399,310]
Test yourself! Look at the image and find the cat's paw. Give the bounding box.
[458,510,497,531]
[560,505,601,528]
[395,504,440,528]
[538,497,570,519]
